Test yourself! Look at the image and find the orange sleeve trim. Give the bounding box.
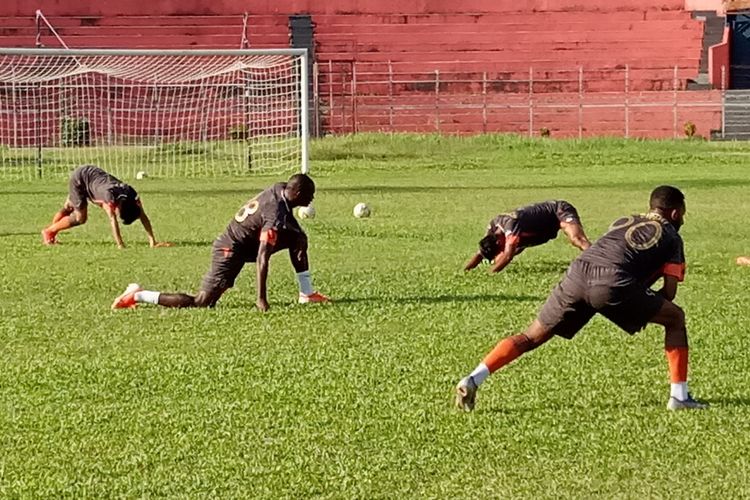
[260,228,278,246]
[662,262,685,282]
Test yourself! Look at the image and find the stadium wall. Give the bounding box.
[0,1,724,138]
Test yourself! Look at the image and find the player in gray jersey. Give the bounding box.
[42,165,165,248]
[456,186,707,412]
[112,173,329,312]
[464,200,591,273]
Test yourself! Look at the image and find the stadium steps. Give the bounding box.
[720,90,750,139]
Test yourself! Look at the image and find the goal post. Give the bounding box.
[0,48,309,180]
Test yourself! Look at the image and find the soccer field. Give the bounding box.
[2,134,750,498]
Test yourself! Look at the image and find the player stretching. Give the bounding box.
[456,186,707,411]
[464,200,591,273]
[42,165,164,248]
[112,173,329,312]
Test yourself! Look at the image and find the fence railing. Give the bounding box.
[316,62,726,139]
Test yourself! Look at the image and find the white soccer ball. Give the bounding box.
[353,202,371,218]
[135,171,147,180]
[298,205,316,219]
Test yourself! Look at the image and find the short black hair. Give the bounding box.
[649,185,685,211]
[118,198,141,225]
[479,234,500,261]
[287,173,315,195]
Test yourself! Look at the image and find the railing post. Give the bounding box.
[721,64,726,139]
[578,66,583,139]
[388,60,394,131]
[528,67,534,138]
[351,61,357,134]
[673,65,678,139]
[434,69,440,133]
[327,60,334,132]
[482,71,488,133]
[624,65,629,139]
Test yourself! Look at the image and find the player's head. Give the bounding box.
[649,185,686,230]
[478,232,506,261]
[286,173,316,207]
[116,192,141,225]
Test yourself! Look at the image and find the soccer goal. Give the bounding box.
[0,48,309,180]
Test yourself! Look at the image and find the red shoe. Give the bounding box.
[111,283,142,310]
[41,229,58,245]
[298,291,330,304]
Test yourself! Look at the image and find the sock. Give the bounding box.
[665,346,689,400]
[482,334,535,373]
[671,382,689,401]
[469,363,490,386]
[296,270,314,295]
[134,290,160,304]
[47,215,76,234]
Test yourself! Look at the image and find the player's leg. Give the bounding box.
[456,269,594,411]
[289,234,330,303]
[112,240,239,310]
[599,285,706,410]
[43,170,90,244]
[648,301,707,410]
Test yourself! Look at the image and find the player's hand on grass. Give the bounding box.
[151,241,174,248]
[737,256,750,266]
[256,298,270,312]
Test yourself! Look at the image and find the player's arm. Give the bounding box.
[464,252,483,271]
[137,204,158,247]
[255,228,277,312]
[657,262,685,301]
[489,237,519,273]
[560,221,591,251]
[103,203,125,248]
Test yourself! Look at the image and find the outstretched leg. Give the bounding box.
[455,319,554,411]
[112,284,225,309]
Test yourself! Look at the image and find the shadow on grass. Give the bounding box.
[0,231,40,237]
[332,293,543,305]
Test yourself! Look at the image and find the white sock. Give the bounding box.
[296,270,314,295]
[134,290,160,305]
[469,363,490,386]
[670,382,688,401]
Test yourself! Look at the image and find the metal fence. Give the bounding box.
[316,61,725,139]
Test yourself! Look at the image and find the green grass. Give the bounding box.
[1,134,750,498]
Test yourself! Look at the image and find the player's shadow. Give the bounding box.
[334,293,543,305]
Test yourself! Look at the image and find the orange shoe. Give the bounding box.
[298,291,330,304]
[41,229,58,245]
[111,283,142,310]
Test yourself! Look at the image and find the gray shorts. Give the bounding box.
[538,260,664,339]
[200,236,258,294]
[67,166,91,209]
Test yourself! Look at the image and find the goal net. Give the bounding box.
[0,48,309,180]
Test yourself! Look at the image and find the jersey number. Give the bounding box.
[234,199,259,223]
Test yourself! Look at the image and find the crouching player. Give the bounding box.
[456,186,707,411]
[464,200,591,273]
[112,173,329,312]
[42,164,165,248]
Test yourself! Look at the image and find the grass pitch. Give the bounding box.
[1,134,750,498]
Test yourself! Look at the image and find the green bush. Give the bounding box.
[61,117,91,147]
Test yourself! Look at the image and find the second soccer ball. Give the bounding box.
[353,202,371,218]
[298,205,316,219]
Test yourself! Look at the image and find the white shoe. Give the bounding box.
[667,394,709,411]
[455,376,478,411]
